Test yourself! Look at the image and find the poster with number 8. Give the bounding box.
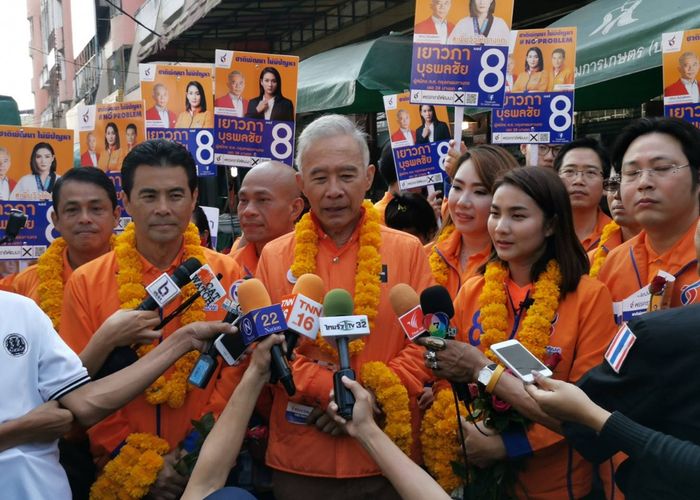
[383,92,450,190]
[213,50,299,169]
[410,0,514,108]
[491,27,577,145]
[139,62,217,177]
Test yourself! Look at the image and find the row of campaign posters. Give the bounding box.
[1,0,699,266]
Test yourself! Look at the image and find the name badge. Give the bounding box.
[285,402,314,425]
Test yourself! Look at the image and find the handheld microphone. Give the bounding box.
[419,285,456,339]
[94,257,205,380]
[237,278,295,396]
[389,283,426,341]
[419,285,468,401]
[281,274,325,359]
[319,289,370,420]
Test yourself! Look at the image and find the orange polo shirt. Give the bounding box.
[547,67,574,91]
[586,226,623,264]
[425,229,491,299]
[256,209,434,478]
[453,273,616,500]
[12,246,73,302]
[373,191,394,224]
[60,244,244,461]
[598,218,700,317]
[231,241,259,278]
[580,209,612,253]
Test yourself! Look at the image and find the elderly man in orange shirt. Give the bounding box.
[597,117,700,322]
[256,114,434,500]
[60,140,244,499]
[231,160,304,277]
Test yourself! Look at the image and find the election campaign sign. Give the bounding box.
[663,29,700,128]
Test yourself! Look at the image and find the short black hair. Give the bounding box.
[126,123,137,134]
[385,192,437,243]
[52,167,118,211]
[611,117,700,191]
[192,205,212,248]
[121,139,197,198]
[554,137,611,179]
[378,141,397,186]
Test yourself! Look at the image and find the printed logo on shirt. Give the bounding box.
[4,333,27,357]
[468,310,483,347]
[680,279,700,305]
[379,264,388,283]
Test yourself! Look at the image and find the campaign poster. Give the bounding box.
[140,63,217,177]
[383,92,449,189]
[491,27,577,145]
[662,29,700,128]
[0,125,73,260]
[213,50,299,168]
[410,0,514,108]
[77,101,145,172]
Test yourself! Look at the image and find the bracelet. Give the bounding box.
[485,365,506,394]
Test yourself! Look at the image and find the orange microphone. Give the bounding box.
[389,283,427,341]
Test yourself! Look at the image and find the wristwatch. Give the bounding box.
[477,363,498,387]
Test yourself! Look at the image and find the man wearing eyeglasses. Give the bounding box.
[554,138,612,252]
[519,143,561,168]
[597,117,700,320]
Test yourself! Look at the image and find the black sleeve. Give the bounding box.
[601,412,700,491]
[415,126,428,144]
[245,98,262,119]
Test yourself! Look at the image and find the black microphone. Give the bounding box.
[419,285,469,402]
[319,289,370,420]
[94,257,204,380]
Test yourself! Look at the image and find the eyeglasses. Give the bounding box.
[539,145,562,157]
[603,176,621,193]
[559,167,603,181]
[620,164,691,183]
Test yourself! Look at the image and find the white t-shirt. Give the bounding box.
[448,16,510,46]
[0,291,90,498]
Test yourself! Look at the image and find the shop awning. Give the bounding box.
[550,0,700,110]
[297,35,413,114]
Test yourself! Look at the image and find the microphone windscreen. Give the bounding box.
[238,278,272,313]
[292,274,326,304]
[390,283,420,317]
[323,289,354,317]
[420,285,454,319]
[172,257,203,286]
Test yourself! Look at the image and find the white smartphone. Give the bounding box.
[214,333,248,366]
[491,339,553,384]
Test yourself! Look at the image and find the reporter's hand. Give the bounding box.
[524,373,610,431]
[327,376,379,438]
[176,321,235,352]
[416,338,489,383]
[426,190,444,222]
[248,333,285,377]
[19,401,74,442]
[97,309,161,348]
[306,406,347,437]
[444,140,468,175]
[147,448,188,500]
[418,386,435,411]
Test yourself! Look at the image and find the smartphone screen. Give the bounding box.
[215,333,247,365]
[493,343,549,376]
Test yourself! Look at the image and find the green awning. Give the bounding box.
[0,96,21,126]
[297,35,413,114]
[550,0,700,110]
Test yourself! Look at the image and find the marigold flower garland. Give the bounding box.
[421,389,468,493]
[36,235,116,329]
[291,200,382,356]
[360,362,412,456]
[479,260,562,362]
[90,433,170,500]
[428,223,455,287]
[589,220,620,278]
[115,222,206,408]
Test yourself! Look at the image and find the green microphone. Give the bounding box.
[320,289,369,420]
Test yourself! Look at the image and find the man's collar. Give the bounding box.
[432,16,446,25]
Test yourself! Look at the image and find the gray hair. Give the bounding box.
[679,51,699,65]
[295,114,370,171]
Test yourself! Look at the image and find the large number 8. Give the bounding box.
[271,123,293,160]
[479,48,506,94]
[195,130,214,165]
[549,95,572,133]
[437,141,450,171]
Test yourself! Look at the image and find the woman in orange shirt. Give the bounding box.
[175,80,214,129]
[426,167,616,499]
[97,122,124,172]
[512,46,549,93]
[427,145,518,299]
